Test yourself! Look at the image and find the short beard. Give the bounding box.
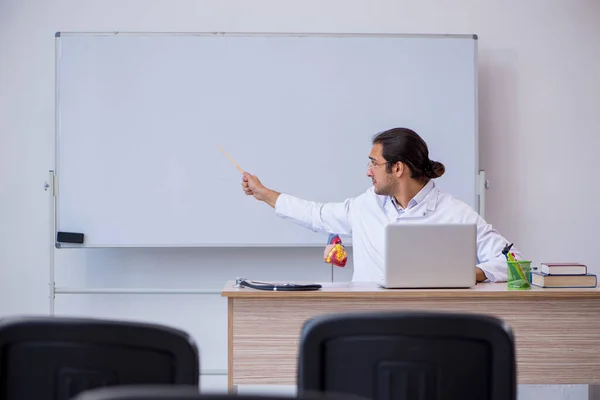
[375,179,396,196]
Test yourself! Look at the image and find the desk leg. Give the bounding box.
[228,298,234,393]
[589,385,600,400]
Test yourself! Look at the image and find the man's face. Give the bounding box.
[367,143,397,196]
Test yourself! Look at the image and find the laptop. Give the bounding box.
[380,223,477,289]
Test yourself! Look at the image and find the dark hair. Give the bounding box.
[372,127,445,180]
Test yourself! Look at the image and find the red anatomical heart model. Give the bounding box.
[324,236,348,267]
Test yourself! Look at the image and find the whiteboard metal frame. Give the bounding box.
[53,31,481,247]
[55,31,477,39]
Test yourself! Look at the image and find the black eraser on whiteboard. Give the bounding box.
[57,231,84,244]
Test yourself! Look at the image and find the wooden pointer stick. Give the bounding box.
[217,145,244,174]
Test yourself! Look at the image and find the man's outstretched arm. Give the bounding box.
[241,172,353,236]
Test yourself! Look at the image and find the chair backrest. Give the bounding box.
[0,315,199,400]
[297,311,516,400]
[73,386,367,400]
[72,385,202,400]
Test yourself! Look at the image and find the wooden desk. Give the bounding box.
[222,281,600,396]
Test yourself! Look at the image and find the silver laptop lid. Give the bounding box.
[383,223,477,288]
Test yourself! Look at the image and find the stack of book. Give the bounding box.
[531,262,597,288]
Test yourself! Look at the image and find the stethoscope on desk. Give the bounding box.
[234,277,322,291]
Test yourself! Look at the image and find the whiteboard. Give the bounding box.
[54,33,478,247]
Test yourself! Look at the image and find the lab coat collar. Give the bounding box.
[388,179,437,211]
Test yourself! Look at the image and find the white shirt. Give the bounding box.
[274,180,521,283]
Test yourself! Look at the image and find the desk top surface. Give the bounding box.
[222,280,600,299]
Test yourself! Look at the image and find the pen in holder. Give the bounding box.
[507,260,531,290]
[502,243,531,290]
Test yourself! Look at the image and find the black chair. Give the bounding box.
[0,315,199,400]
[73,386,367,400]
[72,385,202,400]
[297,311,516,400]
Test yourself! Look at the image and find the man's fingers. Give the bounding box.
[241,172,258,197]
[242,182,253,195]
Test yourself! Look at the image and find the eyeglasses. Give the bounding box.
[367,160,391,169]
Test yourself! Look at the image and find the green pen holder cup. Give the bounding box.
[507,260,531,290]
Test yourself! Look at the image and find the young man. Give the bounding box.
[242,127,520,283]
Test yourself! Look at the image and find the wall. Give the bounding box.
[1,0,599,399]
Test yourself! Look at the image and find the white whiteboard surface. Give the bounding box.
[55,33,478,247]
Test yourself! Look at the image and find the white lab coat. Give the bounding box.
[274,180,521,283]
